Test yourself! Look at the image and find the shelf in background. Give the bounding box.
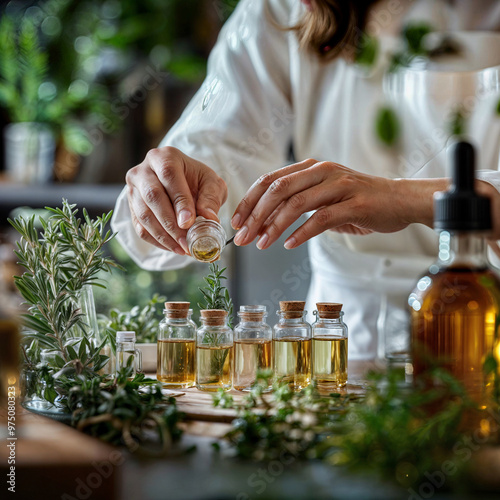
[0,182,124,225]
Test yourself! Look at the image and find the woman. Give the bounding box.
[112,0,500,360]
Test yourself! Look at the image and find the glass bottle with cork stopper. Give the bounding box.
[312,303,348,392]
[187,217,227,263]
[157,302,196,388]
[233,305,273,392]
[409,141,500,409]
[273,300,312,391]
[196,309,233,391]
[115,331,142,377]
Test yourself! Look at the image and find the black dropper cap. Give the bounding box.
[434,141,491,232]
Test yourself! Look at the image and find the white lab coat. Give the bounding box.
[112,0,500,360]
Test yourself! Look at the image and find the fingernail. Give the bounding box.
[256,233,268,250]
[178,237,189,254]
[231,213,241,230]
[178,209,192,228]
[234,226,248,246]
[284,237,296,250]
[173,246,185,256]
[205,207,218,219]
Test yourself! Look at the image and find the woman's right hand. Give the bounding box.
[126,146,228,255]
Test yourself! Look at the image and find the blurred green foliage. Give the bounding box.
[0,16,48,123]
[355,34,378,67]
[0,0,238,153]
[0,15,114,154]
[100,293,166,344]
[449,107,467,137]
[93,238,208,323]
[375,106,400,147]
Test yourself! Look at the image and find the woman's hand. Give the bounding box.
[126,147,228,254]
[231,159,448,250]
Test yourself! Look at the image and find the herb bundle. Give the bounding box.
[55,367,183,455]
[214,370,353,461]
[214,369,500,491]
[10,200,119,344]
[10,200,121,399]
[10,201,183,456]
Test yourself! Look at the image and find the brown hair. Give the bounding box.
[291,0,379,61]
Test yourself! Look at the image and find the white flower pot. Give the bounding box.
[4,122,55,183]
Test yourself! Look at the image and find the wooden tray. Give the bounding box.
[149,361,375,424]
[174,382,367,423]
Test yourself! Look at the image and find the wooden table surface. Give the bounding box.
[172,360,375,428]
[2,360,499,500]
[0,405,118,499]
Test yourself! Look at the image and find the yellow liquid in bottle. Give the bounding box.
[192,237,221,263]
[233,339,272,391]
[312,337,348,391]
[411,267,500,407]
[157,339,196,388]
[196,344,233,391]
[0,319,19,409]
[273,337,311,391]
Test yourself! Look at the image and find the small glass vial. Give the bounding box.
[186,216,226,263]
[312,303,348,392]
[273,301,312,391]
[233,305,273,392]
[196,309,233,392]
[157,302,196,388]
[116,331,142,377]
[26,349,64,410]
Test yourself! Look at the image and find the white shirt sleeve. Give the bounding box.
[111,0,295,271]
[477,170,500,193]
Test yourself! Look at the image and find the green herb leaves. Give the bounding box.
[101,294,166,344]
[215,368,499,491]
[198,264,234,328]
[56,368,183,455]
[10,200,120,367]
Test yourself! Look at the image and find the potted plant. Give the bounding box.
[0,16,113,183]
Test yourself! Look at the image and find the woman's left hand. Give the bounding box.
[231,159,445,250]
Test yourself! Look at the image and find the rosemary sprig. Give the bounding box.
[9,200,122,373]
[198,263,234,329]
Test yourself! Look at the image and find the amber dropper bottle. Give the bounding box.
[409,141,500,408]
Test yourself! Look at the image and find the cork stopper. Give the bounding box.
[200,309,228,326]
[164,301,190,319]
[316,302,343,319]
[238,305,266,322]
[279,300,306,319]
